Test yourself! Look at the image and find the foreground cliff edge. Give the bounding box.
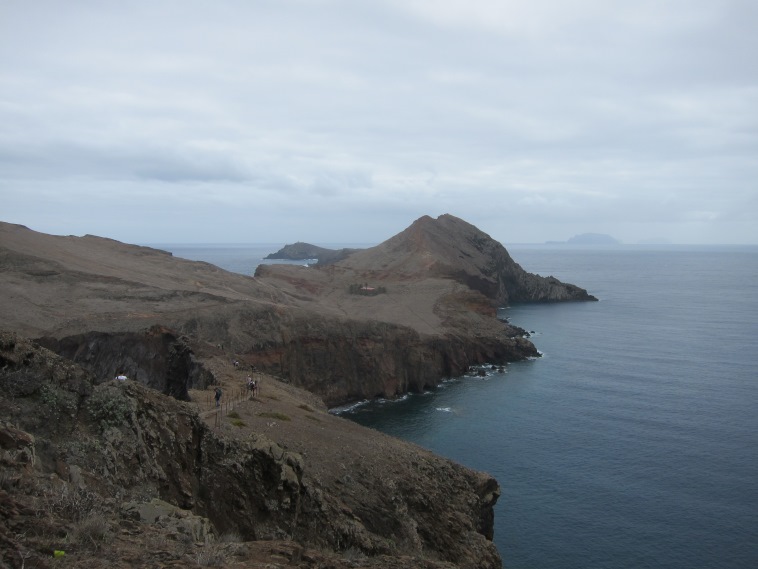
[0,333,501,568]
[0,214,596,567]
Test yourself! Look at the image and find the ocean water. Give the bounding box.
[150,242,373,275]
[148,243,313,275]
[344,246,758,569]
[159,243,758,568]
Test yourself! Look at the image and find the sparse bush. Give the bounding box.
[86,386,133,432]
[227,411,240,419]
[297,404,314,412]
[257,412,290,421]
[343,546,367,560]
[69,512,110,549]
[196,543,225,566]
[229,418,246,428]
[43,486,99,522]
[218,531,242,543]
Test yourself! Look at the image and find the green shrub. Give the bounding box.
[38,383,78,420]
[86,387,133,432]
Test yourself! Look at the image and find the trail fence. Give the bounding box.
[201,386,253,428]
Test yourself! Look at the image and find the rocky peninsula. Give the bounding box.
[0,214,596,568]
[264,242,360,265]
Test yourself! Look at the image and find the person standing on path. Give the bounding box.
[214,386,222,407]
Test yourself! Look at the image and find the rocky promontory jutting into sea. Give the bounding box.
[0,214,595,568]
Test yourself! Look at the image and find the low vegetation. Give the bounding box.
[257,411,291,421]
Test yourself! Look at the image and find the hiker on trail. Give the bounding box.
[245,376,256,400]
[214,387,222,407]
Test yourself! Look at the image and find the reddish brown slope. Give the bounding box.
[329,214,597,304]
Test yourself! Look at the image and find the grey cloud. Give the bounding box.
[0,0,756,244]
[0,141,250,183]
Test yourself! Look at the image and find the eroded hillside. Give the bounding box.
[0,331,501,568]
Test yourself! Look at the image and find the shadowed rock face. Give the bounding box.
[246,314,539,407]
[35,325,214,399]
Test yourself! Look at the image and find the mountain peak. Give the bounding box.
[337,214,596,304]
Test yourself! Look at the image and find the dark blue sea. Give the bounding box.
[158,243,758,569]
[149,243,318,275]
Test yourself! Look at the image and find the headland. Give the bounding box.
[0,214,595,568]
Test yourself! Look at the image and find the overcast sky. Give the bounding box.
[2,0,756,245]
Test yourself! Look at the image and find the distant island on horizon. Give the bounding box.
[546,233,621,245]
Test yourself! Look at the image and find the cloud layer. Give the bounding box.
[2,0,756,244]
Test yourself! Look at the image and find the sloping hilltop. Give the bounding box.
[0,214,596,568]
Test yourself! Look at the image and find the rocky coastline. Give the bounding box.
[0,214,597,568]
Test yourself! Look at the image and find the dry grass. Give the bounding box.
[195,543,226,567]
[69,513,110,549]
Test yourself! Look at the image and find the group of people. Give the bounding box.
[211,357,262,409]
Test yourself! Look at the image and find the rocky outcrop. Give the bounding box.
[265,241,360,264]
[35,325,214,400]
[0,331,502,568]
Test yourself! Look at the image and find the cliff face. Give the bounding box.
[247,313,538,407]
[35,325,214,400]
[0,332,501,568]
